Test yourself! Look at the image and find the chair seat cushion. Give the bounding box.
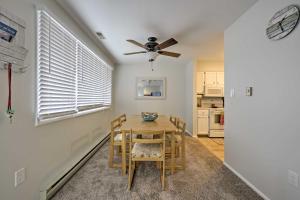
[166,134,182,142]
[114,128,121,133]
[114,133,136,142]
[114,133,124,142]
[132,143,162,158]
[141,134,154,139]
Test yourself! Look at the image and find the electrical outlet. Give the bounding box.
[288,170,299,187]
[14,168,26,187]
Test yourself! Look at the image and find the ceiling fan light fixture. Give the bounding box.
[146,51,159,62]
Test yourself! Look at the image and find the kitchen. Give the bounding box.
[195,60,224,160]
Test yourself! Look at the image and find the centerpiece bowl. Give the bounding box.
[141,112,158,122]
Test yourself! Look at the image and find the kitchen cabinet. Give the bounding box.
[198,117,209,135]
[205,72,224,86]
[205,72,216,86]
[197,109,209,135]
[216,72,224,86]
[196,72,205,94]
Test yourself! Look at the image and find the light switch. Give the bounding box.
[246,87,253,96]
[14,168,26,187]
[230,88,235,97]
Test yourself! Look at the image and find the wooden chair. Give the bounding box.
[169,115,177,126]
[119,114,126,124]
[128,129,166,190]
[108,117,127,175]
[174,119,186,170]
[166,118,186,172]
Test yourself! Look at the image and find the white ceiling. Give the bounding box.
[57,0,257,65]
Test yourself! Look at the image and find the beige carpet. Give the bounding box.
[51,136,262,200]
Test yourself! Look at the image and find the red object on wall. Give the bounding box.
[220,114,224,125]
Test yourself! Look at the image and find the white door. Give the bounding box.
[216,72,224,86]
[205,72,217,86]
[197,117,209,135]
[196,72,205,94]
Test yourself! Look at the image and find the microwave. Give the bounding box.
[205,87,224,97]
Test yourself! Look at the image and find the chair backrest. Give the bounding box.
[176,119,186,135]
[111,118,121,136]
[170,115,177,126]
[129,130,166,160]
[119,114,126,124]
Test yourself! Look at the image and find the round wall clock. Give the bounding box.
[266,5,299,40]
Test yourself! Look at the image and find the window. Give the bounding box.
[77,43,112,111]
[37,10,112,123]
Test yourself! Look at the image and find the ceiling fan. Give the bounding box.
[124,37,181,62]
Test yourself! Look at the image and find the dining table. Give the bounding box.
[120,115,177,174]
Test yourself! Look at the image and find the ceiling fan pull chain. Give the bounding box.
[151,61,154,71]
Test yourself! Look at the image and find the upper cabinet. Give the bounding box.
[216,72,224,86]
[205,72,217,86]
[196,72,205,94]
[196,71,224,96]
[205,72,224,87]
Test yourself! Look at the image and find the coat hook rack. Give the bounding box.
[0,60,28,74]
[0,6,29,74]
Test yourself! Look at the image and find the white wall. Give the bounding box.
[0,0,114,200]
[114,60,186,121]
[184,61,197,135]
[225,0,300,200]
[197,60,224,72]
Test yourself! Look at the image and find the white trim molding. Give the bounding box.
[35,107,111,126]
[223,162,271,200]
[185,130,193,136]
[40,132,110,200]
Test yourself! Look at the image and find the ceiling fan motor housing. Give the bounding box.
[146,37,159,51]
[148,37,157,42]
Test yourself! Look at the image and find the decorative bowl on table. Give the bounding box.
[141,112,158,122]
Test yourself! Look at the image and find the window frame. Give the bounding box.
[35,8,112,126]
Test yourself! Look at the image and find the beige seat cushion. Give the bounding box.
[132,143,162,158]
[114,133,124,142]
[174,135,182,142]
[141,134,154,139]
[114,128,121,133]
[114,133,137,142]
[166,134,182,142]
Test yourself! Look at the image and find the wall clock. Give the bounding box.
[266,5,299,40]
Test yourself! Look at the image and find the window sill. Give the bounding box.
[35,107,111,126]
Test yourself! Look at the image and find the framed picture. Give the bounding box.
[136,77,166,100]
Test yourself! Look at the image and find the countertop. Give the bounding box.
[197,107,224,110]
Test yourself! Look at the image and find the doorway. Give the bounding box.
[193,60,225,161]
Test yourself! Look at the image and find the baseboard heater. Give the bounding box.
[40,134,110,200]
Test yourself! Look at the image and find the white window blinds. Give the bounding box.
[37,10,77,120]
[77,43,112,111]
[37,10,112,122]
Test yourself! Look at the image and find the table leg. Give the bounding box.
[121,131,126,175]
[171,131,175,174]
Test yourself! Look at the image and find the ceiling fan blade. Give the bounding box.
[156,38,178,50]
[123,51,147,55]
[158,51,181,57]
[126,39,147,49]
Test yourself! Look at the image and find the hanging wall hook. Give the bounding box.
[0,61,28,74]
